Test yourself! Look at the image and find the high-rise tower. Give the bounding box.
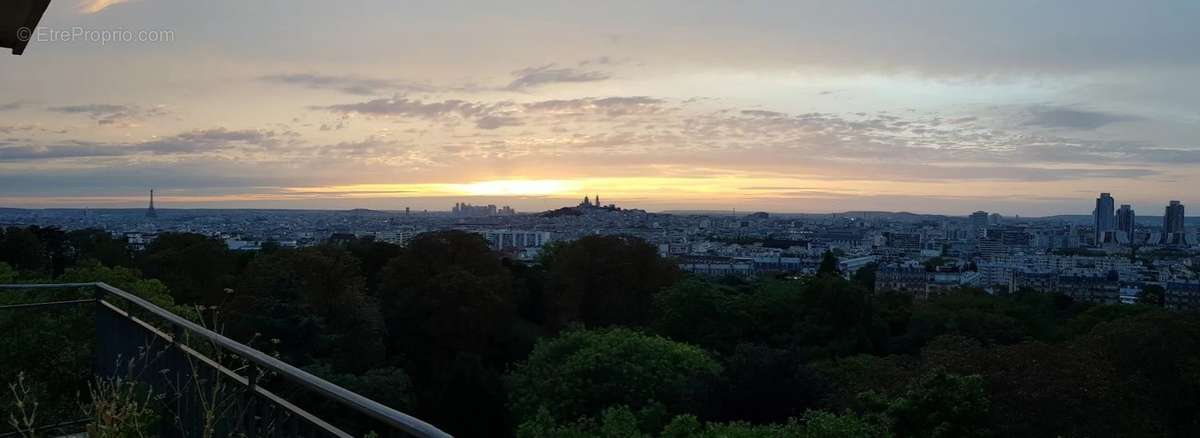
[1094,193,1115,243]
[1117,204,1135,242]
[146,189,158,218]
[1164,200,1185,234]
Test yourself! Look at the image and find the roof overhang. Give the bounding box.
[0,0,53,55]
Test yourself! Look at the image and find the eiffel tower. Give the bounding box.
[146,189,158,218]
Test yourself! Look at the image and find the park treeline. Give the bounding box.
[1,225,1199,437]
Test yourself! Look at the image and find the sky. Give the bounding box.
[1,0,1198,216]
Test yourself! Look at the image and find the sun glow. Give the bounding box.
[284,179,584,198]
[284,176,882,200]
[458,179,579,196]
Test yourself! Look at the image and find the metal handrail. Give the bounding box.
[0,282,453,438]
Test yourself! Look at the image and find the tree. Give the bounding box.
[30,226,70,276]
[875,291,914,340]
[0,226,46,274]
[657,410,889,438]
[379,231,515,367]
[519,407,892,438]
[231,245,383,371]
[57,261,191,317]
[419,352,513,437]
[66,228,131,268]
[919,336,1123,437]
[138,232,236,304]
[796,410,893,438]
[922,257,947,272]
[506,328,722,425]
[794,275,886,358]
[861,370,990,438]
[517,405,647,438]
[711,343,830,423]
[0,262,14,283]
[817,251,841,277]
[342,237,402,294]
[852,262,879,292]
[1065,303,1156,338]
[894,289,1031,353]
[652,279,744,353]
[302,363,414,412]
[1137,284,1166,307]
[812,354,917,411]
[1087,311,1200,436]
[541,235,680,328]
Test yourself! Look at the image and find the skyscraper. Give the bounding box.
[1094,193,1115,243]
[146,189,157,218]
[1117,204,1135,242]
[1164,200,1185,234]
[969,211,988,229]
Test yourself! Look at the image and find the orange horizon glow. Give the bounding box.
[283,177,858,200]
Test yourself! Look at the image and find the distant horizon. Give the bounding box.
[3,197,1195,220]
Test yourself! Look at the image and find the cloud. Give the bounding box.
[506,64,611,90]
[876,165,1159,182]
[0,128,278,161]
[313,137,409,158]
[48,103,170,127]
[259,73,434,96]
[475,115,524,130]
[0,143,124,161]
[740,110,789,118]
[78,0,134,14]
[318,95,668,130]
[0,125,39,134]
[50,104,131,116]
[320,97,495,122]
[523,96,666,117]
[141,128,278,153]
[1023,106,1142,130]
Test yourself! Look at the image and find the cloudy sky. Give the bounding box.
[1,0,1197,215]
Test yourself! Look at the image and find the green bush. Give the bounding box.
[506,327,721,425]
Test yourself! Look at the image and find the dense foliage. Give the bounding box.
[3,226,1200,437]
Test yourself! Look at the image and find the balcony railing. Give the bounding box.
[0,282,452,438]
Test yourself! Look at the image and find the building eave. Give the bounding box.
[1,0,53,55]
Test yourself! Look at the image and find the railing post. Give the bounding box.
[93,284,110,377]
[245,362,260,437]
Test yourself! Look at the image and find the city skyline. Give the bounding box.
[2,1,1199,215]
[4,188,1200,219]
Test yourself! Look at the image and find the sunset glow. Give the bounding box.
[1,1,1196,215]
[459,180,579,197]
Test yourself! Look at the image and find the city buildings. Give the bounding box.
[1,191,1195,310]
[451,203,516,217]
